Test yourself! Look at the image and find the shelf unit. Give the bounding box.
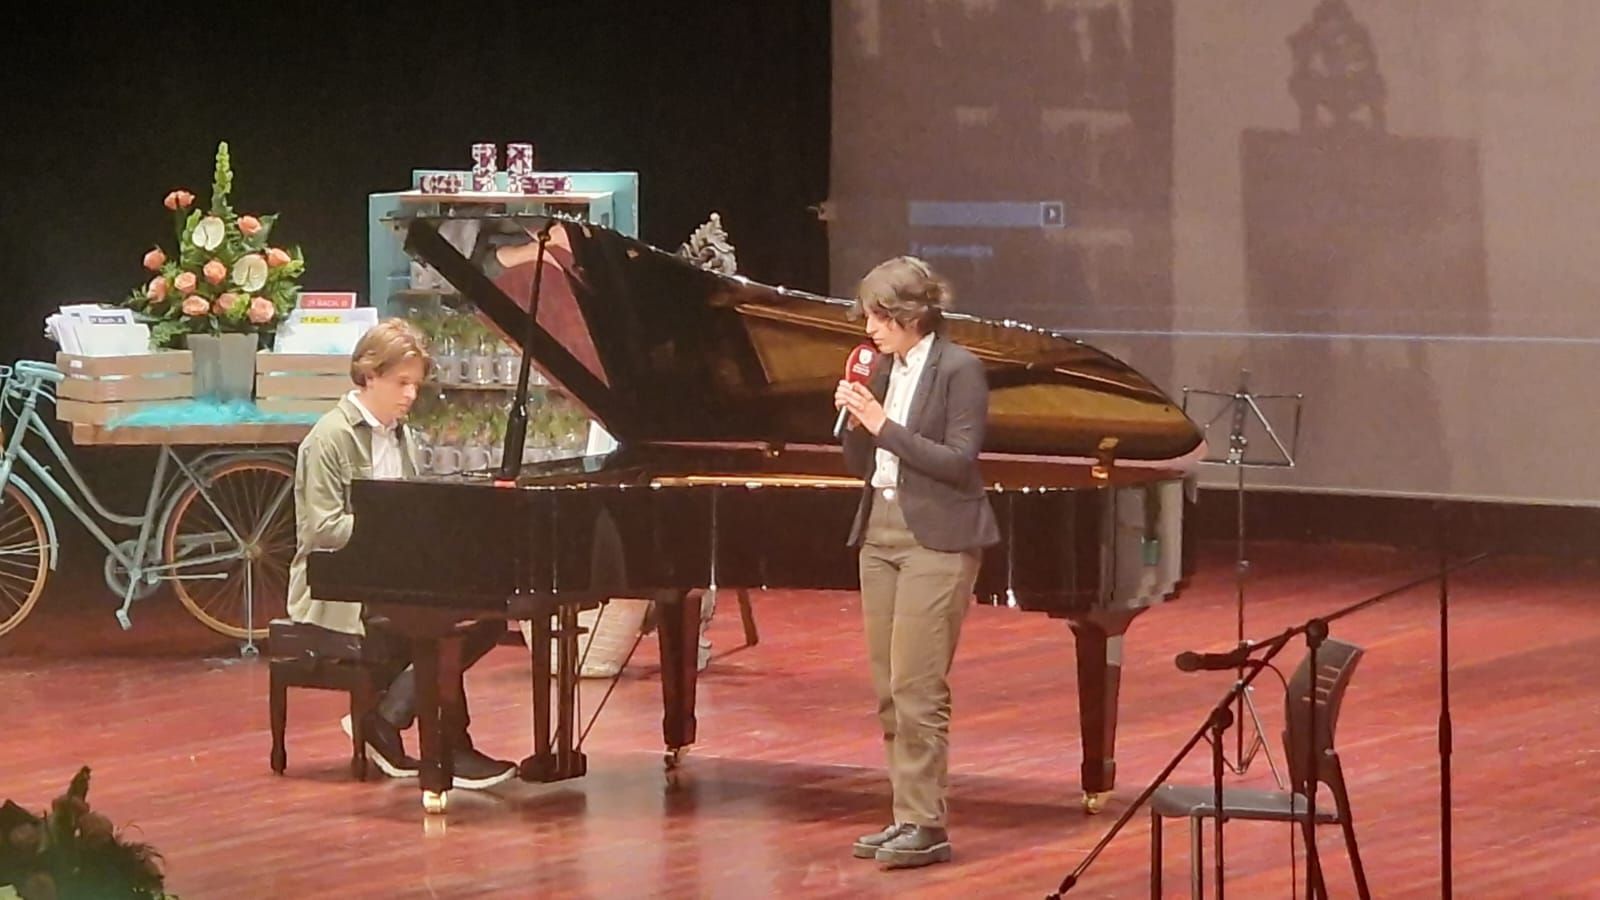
[368,169,638,318]
[366,169,637,470]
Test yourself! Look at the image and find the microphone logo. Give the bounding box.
[847,346,875,381]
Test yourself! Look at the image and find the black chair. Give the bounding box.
[268,618,384,780]
[1150,638,1372,899]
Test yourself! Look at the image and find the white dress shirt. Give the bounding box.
[347,391,403,480]
[871,332,936,490]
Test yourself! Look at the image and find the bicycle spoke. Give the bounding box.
[166,458,294,639]
[0,514,35,546]
[0,484,47,636]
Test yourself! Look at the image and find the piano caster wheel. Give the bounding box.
[664,747,688,770]
[1081,792,1110,815]
[422,790,449,814]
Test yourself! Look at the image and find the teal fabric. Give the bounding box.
[107,400,321,429]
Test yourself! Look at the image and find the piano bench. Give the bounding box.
[267,618,383,782]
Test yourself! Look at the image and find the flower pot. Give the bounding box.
[188,333,257,403]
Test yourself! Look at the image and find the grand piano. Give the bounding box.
[309,211,1204,814]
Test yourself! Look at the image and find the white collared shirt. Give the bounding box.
[347,391,403,480]
[871,332,936,489]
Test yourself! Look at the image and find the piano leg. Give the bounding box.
[519,603,590,782]
[414,634,463,814]
[523,610,553,780]
[1069,609,1143,814]
[656,589,699,768]
[554,602,586,778]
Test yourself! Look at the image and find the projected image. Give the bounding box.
[834,0,1600,504]
[833,0,1174,332]
[834,0,1496,340]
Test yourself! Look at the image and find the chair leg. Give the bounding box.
[736,588,759,647]
[1190,816,1203,899]
[269,665,288,775]
[1305,832,1331,896]
[1150,809,1162,899]
[1333,785,1372,900]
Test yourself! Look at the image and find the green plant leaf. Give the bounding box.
[150,319,186,350]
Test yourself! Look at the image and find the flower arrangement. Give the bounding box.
[0,767,172,900]
[124,141,305,350]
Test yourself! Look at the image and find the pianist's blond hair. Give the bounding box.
[853,256,953,335]
[350,318,433,386]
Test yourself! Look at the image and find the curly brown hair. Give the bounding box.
[851,255,953,335]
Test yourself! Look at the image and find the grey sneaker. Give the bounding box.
[340,713,420,779]
[451,747,518,790]
[875,825,952,868]
[853,823,912,859]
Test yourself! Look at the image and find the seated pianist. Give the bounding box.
[285,318,517,790]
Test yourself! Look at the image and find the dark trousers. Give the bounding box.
[362,618,505,745]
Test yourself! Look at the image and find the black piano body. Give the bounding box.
[310,210,1203,812]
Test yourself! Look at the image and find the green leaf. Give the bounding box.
[150,319,186,350]
[254,213,279,247]
[179,209,201,243]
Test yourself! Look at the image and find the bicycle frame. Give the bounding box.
[1,362,296,637]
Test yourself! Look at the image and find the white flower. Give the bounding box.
[192,216,226,251]
[232,253,268,292]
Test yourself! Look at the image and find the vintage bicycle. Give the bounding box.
[0,359,302,652]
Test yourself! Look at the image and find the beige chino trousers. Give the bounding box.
[858,491,981,829]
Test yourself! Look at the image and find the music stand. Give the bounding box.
[1182,369,1303,783]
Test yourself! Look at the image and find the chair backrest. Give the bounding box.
[1281,638,1364,795]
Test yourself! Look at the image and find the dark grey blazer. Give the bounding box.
[842,336,1001,553]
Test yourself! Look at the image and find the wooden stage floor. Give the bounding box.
[3,542,1597,898]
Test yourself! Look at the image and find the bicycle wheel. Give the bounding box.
[0,481,50,638]
[163,456,296,639]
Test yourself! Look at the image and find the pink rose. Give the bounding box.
[203,259,227,285]
[181,296,209,317]
[164,190,195,210]
[147,275,169,303]
[142,246,166,271]
[238,215,261,236]
[247,295,276,324]
[214,292,240,316]
[265,247,292,268]
[174,271,198,294]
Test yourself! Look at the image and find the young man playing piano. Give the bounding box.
[834,256,1000,868]
[287,318,517,790]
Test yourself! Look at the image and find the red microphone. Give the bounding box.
[833,343,877,438]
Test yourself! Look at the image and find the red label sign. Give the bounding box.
[298,292,358,310]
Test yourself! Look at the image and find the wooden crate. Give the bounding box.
[254,353,348,416]
[67,421,312,446]
[55,351,194,426]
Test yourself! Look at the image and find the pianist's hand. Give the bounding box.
[838,382,888,436]
[834,380,861,430]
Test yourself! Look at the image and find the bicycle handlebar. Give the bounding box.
[13,360,65,385]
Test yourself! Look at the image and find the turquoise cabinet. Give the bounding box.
[365,170,638,471]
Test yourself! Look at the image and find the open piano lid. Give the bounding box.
[396,212,1202,463]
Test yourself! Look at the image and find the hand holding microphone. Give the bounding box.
[833,343,878,438]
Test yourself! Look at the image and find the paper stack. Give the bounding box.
[45,304,151,356]
[274,306,379,355]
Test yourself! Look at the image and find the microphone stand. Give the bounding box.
[1435,503,1455,899]
[1046,552,1489,900]
[1049,648,1292,900]
[1182,370,1302,782]
[493,218,556,487]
